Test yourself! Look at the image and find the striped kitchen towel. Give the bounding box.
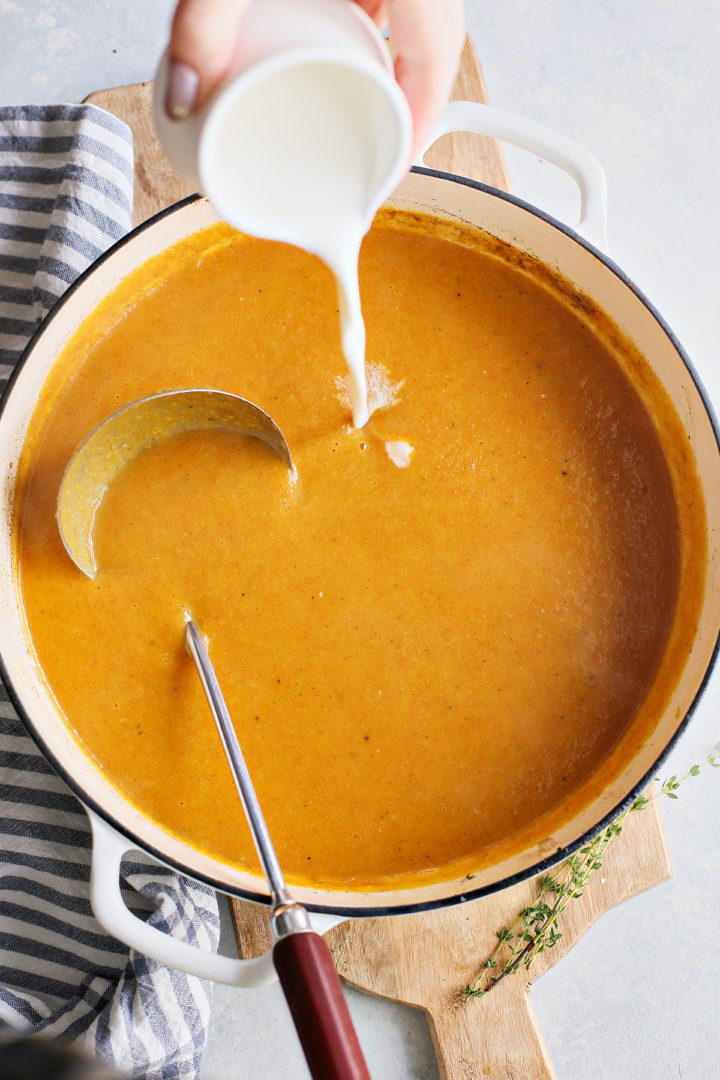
[0,105,220,1079]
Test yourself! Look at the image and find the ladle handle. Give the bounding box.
[86,809,346,985]
[273,930,371,1080]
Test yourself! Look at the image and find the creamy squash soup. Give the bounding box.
[12,210,705,890]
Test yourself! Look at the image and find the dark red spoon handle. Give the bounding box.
[273,931,372,1080]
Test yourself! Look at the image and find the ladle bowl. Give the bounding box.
[57,388,294,578]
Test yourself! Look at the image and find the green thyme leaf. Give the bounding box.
[463,748,718,1000]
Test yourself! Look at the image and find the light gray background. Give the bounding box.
[1,2,718,1077]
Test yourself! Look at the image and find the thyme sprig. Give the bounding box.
[465,748,720,999]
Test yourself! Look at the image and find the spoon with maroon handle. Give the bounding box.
[184,618,371,1080]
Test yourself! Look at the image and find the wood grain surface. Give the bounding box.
[85,35,672,1079]
[232,793,671,1080]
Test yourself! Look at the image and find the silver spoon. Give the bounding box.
[57,389,293,578]
[184,618,371,1080]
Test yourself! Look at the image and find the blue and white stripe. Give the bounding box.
[0,104,220,1079]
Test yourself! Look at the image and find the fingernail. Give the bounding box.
[165,61,200,121]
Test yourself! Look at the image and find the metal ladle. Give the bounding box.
[185,619,370,1080]
[57,393,366,1074]
[57,389,293,578]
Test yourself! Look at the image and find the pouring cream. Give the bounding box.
[198,61,411,428]
[153,2,412,428]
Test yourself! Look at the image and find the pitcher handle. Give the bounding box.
[88,809,343,986]
[420,100,609,254]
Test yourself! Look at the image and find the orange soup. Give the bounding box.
[13,211,703,890]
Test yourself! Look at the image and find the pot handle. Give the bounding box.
[419,100,609,254]
[87,809,343,986]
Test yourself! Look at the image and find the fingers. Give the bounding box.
[386,0,466,158]
[165,0,466,157]
[353,0,389,26]
[166,0,252,117]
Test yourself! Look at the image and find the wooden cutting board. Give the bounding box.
[85,36,672,1080]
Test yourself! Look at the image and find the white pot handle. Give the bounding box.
[419,100,609,255]
[88,809,343,986]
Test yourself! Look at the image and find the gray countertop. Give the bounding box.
[2,2,719,1077]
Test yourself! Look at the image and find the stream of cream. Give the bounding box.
[206,63,407,428]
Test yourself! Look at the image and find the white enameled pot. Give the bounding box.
[0,104,718,987]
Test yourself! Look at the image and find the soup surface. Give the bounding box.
[15,212,687,889]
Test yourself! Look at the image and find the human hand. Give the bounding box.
[165,0,466,159]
